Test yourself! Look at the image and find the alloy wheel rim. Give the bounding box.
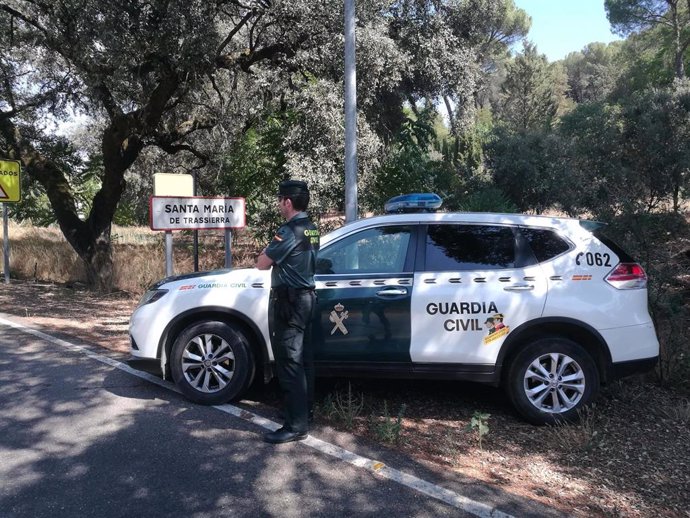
[181,334,235,393]
[523,352,585,414]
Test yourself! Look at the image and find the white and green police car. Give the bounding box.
[129,194,659,424]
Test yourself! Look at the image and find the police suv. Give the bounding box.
[129,194,659,424]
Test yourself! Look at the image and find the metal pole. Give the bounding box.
[3,203,9,284]
[165,231,173,277]
[344,0,358,223]
[224,229,232,268]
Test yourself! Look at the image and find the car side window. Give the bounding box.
[316,226,413,274]
[520,228,571,263]
[424,224,516,271]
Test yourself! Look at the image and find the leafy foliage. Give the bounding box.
[494,42,569,132]
[486,127,560,213]
[620,80,690,212]
[562,42,622,103]
[455,186,518,213]
[364,107,457,212]
[466,411,490,449]
[605,0,690,78]
[555,80,690,217]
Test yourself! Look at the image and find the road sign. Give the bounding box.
[150,196,246,231]
[0,159,21,202]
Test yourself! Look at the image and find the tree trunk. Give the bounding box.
[76,117,143,292]
[671,2,686,78]
[443,95,460,163]
[84,228,114,292]
[0,114,141,292]
[443,95,457,137]
[30,148,126,293]
[23,151,120,292]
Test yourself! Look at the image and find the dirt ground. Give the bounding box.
[0,280,688,517]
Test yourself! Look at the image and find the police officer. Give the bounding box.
[256,180,319,444]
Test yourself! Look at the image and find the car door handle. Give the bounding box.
[504,284,534,292]
[376,288,408,296]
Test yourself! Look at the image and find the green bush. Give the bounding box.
[371,401,406,444]
[455,187,518,213]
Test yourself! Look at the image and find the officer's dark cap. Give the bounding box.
[278,180,309,197]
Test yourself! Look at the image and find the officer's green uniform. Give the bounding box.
[265,203,319,434]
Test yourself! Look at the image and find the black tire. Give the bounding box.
[506,336,599,425]
[170,320,254,405]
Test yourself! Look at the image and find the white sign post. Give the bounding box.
[149,196,246,275]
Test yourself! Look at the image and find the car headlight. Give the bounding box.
[137,288,169,308]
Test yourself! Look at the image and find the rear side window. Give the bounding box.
[520,228,571,263]
[424,224,516,271]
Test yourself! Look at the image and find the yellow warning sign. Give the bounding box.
[0,159,21,203]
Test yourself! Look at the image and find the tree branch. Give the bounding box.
[248,11,264,50]
[252,19,275,50]
[156,142,208,164]
[407,95,420,117]
[217,9,255,57]
[0,71,74,120]
[0,115,84,237]
[443,95,457,136]
[139,71,180,130]
[93,84,122,120]
[216,39,303,72]
[208,72,225,107]
[0,3,50,40]
[633,5,675,28]
[172,118,216,139]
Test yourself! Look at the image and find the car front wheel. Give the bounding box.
[506,337,599,425]
[170,321,254,405]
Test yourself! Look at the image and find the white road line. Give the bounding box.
[0,316,515,518]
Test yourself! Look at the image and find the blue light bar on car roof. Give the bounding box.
[384,193,443,213]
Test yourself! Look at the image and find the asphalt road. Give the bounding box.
[0,320,564,518]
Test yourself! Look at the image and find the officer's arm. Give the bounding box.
[257,227,295,270]
[256,249,274,270]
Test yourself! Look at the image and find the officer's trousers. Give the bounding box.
[272,287,316,433]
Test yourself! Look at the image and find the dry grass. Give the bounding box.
[8,226,85,282]
[661,398,690,423]
[3,222,259,294]
[544,406,600,453]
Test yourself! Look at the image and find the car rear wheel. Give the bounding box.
[170,321,254,405]
[506,337,599,425]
